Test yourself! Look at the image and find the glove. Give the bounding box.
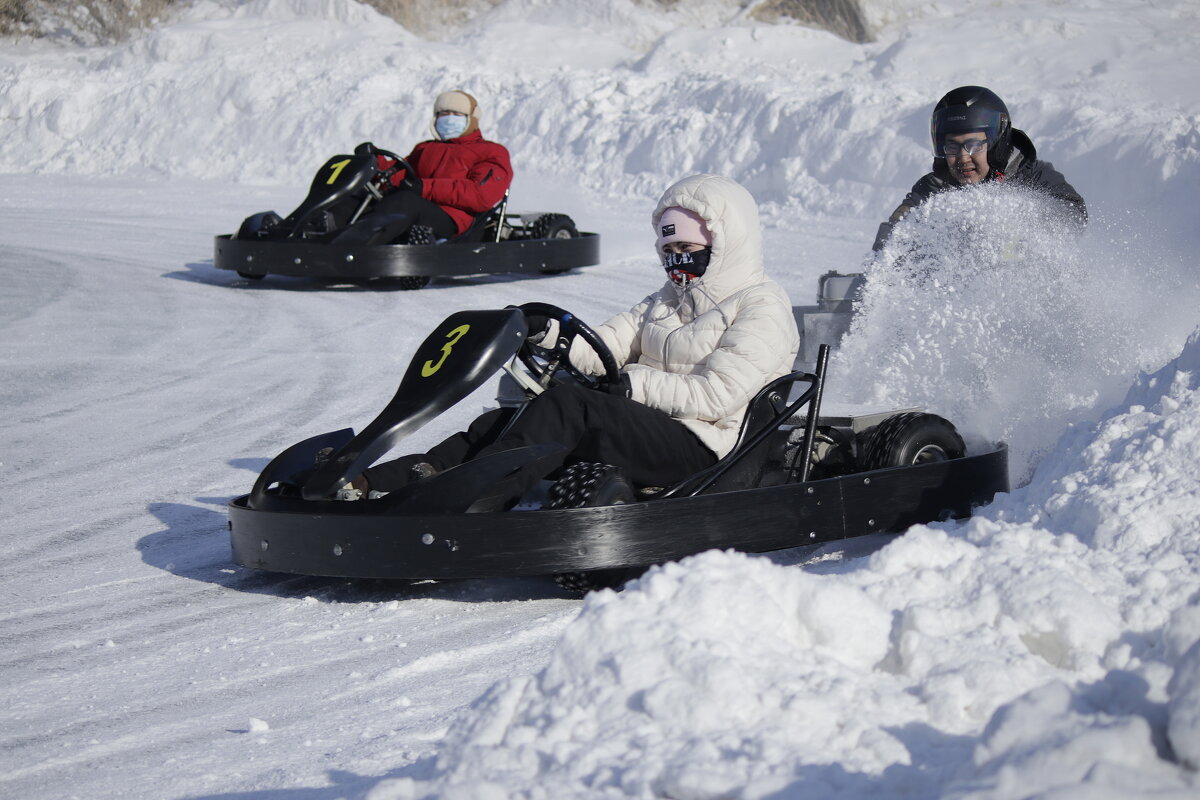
[402,171,423,194]
[353,141,376,155]
[523,311,552,344]
[601,373,632,399]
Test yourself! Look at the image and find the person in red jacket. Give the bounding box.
[361,89,513,243]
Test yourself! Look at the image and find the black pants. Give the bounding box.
[330,188,457,240]
[363,383,717,494]
[371,188,457,239]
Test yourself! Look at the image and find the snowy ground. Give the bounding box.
[2,1,1200,798]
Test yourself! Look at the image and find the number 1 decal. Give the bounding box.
[421,324,470,377]
[326,158,352,185]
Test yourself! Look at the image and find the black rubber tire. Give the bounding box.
[546,462,634,509]
[555,567,644,594]
[236,271,265,280]
[404,224,435,245]
[391,275,431,291]
[530,213,577,241]
[531,214,577,275]
[861,412,965,471]
[548,462,641,594]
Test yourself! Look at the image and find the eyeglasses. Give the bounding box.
[942,139,988,156]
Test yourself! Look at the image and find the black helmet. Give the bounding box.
[930,86,1012,171]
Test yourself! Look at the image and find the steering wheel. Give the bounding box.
[374,148,420,191]
[515,302,621,391]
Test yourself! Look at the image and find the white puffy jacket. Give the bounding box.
[570,174,800,457]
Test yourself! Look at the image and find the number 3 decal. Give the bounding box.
[422,324,470,377]
[326,158,352,185]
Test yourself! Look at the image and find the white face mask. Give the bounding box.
[435,114,468,140]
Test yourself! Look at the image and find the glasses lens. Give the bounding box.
[932,106,1003,157]
[944,139,987,156]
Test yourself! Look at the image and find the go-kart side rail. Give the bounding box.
[213,233,600,279]
[226,442,1008,580]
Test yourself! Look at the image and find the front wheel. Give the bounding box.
[392,275,431,290]
[546,462,634,509]
[861,412,965,471]
[548,462,642,595]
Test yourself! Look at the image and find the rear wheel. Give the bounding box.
[861,412,965,471]
[531,213,577,241]
[548,463,643,594]
[531,214,578,275]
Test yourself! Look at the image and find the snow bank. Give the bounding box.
[384,327,1200,798]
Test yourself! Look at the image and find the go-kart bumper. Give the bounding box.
[213,233,600,279]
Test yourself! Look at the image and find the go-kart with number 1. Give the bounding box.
[213,147,599,289]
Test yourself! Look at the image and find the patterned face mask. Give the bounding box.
[661,247,712,287]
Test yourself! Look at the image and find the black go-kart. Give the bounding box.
[213,148,600,289]
[227,304,1009,592]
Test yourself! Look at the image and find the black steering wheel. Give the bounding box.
[374,148,420,191]
[515,302,621,391]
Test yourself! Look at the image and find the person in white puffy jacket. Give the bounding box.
[358,174,799,501]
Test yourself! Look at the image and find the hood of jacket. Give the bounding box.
[651,174,765,310]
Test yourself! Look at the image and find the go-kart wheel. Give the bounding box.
[555,568,644,595]
[861,412,965,471]
[515,302,620,390]
[531,213,577,241]
[548,462,642,595]
[404,224,435,245]
[546,462,634,509]
[236,271,265,281]
[392,275,431,291]
[235,211,284,241]
[531,214,578,274]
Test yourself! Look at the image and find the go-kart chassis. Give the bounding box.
[213,232,600,280]
[227,441,1007,579]
[226,306,1009,581]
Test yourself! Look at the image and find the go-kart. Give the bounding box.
[792,270,863,370]
[227,304,1009,591]
[213,148,600,289]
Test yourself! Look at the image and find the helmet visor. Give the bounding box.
[931,106,1007,157]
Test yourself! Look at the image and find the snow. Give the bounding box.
[1,0,1199,797]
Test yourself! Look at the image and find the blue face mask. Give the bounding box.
[435,114,468,140]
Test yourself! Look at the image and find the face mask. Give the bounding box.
[661,247,712,287]
[435,114,468,140]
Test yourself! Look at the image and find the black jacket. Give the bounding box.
[872,129,1087,251]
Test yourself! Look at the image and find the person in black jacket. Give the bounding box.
[872,86,1087,251]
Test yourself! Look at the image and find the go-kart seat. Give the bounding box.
[656,371,808,498]
[447,192,510,244]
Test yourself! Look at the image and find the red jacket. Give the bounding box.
[381,130,513,235]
